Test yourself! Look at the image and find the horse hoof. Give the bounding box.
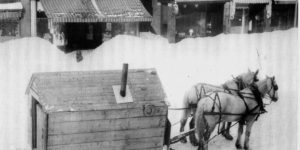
[180,137,187,143]
[235,143,243,149]
[189,135,198,146]
[192,142,199,146]
[244,145,250,150]
[223,133,233,140]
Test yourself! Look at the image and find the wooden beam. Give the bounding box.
[48,128,165,146]
[48,106,167,123]
[48,116,166,135]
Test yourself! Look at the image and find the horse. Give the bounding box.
[194,76,278,150]
[179,69,259,145]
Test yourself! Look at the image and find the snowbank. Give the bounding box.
[0,29,298,150]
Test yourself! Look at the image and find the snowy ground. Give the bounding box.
[0,29,298,150]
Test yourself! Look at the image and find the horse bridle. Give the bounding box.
[266,77,278,102]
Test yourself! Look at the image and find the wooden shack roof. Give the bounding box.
[26,69,167,113]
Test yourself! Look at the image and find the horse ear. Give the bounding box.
[272,76,275,80]
[255,69,259,75]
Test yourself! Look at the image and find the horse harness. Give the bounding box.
[203,84,263,125]
[190,78,246,109]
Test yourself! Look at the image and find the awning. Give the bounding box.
[94,0,152,22]
[41,0,99,22]
[176,0,228,2]
[41,0,152,23]
[0,2,23,20]
[274,0,297,4]
[233,0,270,4]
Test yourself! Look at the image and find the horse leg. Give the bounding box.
[179,108,190,143]
[222,122,233,140]
[235,122,244,149]
[244,121,255,150]
[189,109,199,146]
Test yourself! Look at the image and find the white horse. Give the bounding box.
[195,76,278,150]
[179,70,259,145]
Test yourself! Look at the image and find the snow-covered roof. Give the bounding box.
[233,0,270,4]
[0,2,23,11]
[176,0,228,2]
[274,0,297,3]
[40,0,152,23]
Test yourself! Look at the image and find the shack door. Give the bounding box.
[36,104,47,150]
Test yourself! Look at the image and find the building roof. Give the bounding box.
[41,0,152,22]
[26,69,166,112]
[233,0,270,3]
[175,0,228,2]
[94,0,152,22]
[41,0,99,22]
[274,0,297,4]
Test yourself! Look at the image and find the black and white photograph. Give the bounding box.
[0,0,298,150]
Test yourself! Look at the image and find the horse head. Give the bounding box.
[266,76,279,102]
[256,76,279,102]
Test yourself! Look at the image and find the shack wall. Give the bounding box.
[46,107,167,150]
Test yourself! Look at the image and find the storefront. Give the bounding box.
[271,0,297,30]
[151,0,227,42]
[224,0,272,34]
[175,0,226,41]
[40,0,152,52]
[0,2,23,42]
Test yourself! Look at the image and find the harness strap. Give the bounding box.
[238,92,250,113]
[203,112,260,116]
[222,84,232,94]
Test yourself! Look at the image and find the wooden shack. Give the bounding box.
[26,68,168,150]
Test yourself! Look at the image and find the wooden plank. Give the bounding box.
[39,92,165,107]
[36,104,48,150]
[45,100,167,113]
[30,69,157,80]
[48,127,165,146]
[34,85,165,108]
[49,106,167,123]
[38,84,163,99]
[48,116,166,135]
[48,137,164,150]
[34,77,162,91]
[32,71,159,83]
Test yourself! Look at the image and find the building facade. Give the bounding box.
[1,0,297,44]
[0,0,31,42]
[151,0,297,42]
[35,0,152,51]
